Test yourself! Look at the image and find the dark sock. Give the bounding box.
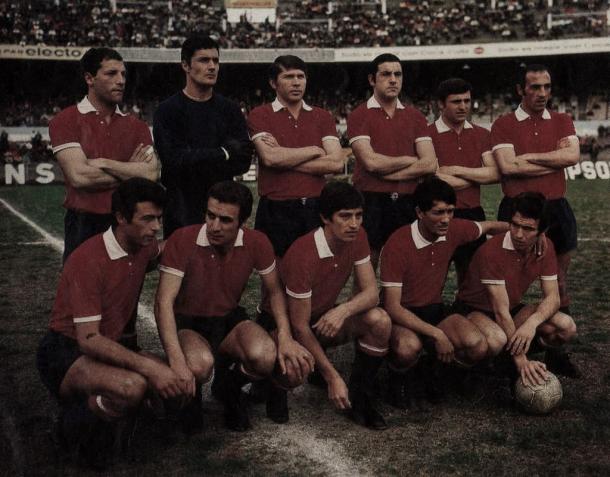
[349,346,385,398]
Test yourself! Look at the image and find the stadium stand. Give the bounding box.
[0,0,608,48]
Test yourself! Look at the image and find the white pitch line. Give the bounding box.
[0,199,63,253]
[579,237,610,242]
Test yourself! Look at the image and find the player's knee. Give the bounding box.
[244,338,276,375]
[555,313,577,343]
[464,334,488,362]
[363,308,392,342]
[118,373,148,407]
[390,334,421,368]
[487,329,508,357]
[186,352,214,383]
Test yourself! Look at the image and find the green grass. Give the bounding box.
[0,177,609,476]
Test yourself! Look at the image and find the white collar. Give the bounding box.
[195,223,244,248]
[102,227,128,260]
[502,231,515,250]
[367,95,405,110]
[515,104,551,121]
[435,116,473,133]
[314,227,334,258]
[271,97,312,113]
[77,96,127,116]
[411,220,447,249]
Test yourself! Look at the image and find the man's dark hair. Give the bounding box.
[436,78,472,103]
[181,35,219,65]
[111,177,167,222]
[414,176,456,212]
[207,181,253,225]
[319,181,364,220]
[269,55,307,81]
[510,192,549,232]
[80,47,123,76]
[368,53,401,78]
[517,63,551,89]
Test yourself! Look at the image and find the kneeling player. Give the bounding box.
[283,181,392,430]
[380,177,508,407]
[155,181,313,431]
[455,192,577,388]
[36,178,181,468]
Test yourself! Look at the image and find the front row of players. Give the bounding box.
[37,176,578,465]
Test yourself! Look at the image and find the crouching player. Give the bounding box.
[36,178,181,468]
[154,181,313,432]
[380,177,508,407]
[281,181,392,430]
[454,192,577,388]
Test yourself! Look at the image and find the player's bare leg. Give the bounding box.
[216,321,277,431]
[556,251,573,310]
[388,325,422,409]
[468,312,508,358]
[537,310,579,378]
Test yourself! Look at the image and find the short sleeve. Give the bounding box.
[281,241,313,299]
[247,106,269,141]
[252,231,276,275]
[412,109,431,141]
[540,241,559,280]
[557,114,576,139]
[490,115,514,150]
[134,119,153,146]
[67,260,103,323]
[318,108,339,141]
[49,109,81,153]
[379,233,407,287]
[452,219,482,247]
[159,229,190,278]
[353,228,371,265]
[346,106,370,144]
[477,247,506,285]
[479,126,492,155]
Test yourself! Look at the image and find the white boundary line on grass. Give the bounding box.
[1,198,372,477]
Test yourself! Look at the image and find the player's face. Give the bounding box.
[183,48,219,89]
[370,62,402,102]
[271,67,307,105]
[519,70,551,114]
[322,208,363,243]
[121,201,163,249]
[416,200,455,239]
[205,198,241,248]
[509,212,539,252]
[440,91,471,126]
[85,59,126,106]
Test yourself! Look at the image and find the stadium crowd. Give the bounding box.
[1,0,607,49]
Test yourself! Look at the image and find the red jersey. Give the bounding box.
[457,232,558,312]
[380,219,482,307]
[247,98,339,200]
[49,228,159,340]
[281,227,371,317]
[428,118,491,209]
[490,106,576,200]
[347,96,431,194]
[159,224,276,317]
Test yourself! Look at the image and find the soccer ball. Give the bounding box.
[514,372,563,414]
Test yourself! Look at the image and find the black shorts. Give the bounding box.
[37,331,82,399]
[452,206,487,270]
[450,300,525,321]
[63,209,114,263]
[407,303,448,327]
[498,196,577,254]
[254,196,321,257]
[362,191,417,251]
[176,307,250,352]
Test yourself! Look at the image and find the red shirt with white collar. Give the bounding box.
[380,219,481,307]
[427,118,491,209]
[49,227,159,340]
[347,96,431,194]
[281,227,371,317]
[457,232,558,312]
[49,96,152,214]
[490,105,576,199]
[159,224,276,317]
[247,98,339,200]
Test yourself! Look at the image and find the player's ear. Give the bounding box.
[84,71,94,88]
[367,73,376,88]
[115,211,128,226]
[269,78,277,91]
[415,206,424,220]
[181,60,190,73]
[516,83,524,97]
[320,213,330,226]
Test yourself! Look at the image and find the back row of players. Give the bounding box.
[38,35,581,465]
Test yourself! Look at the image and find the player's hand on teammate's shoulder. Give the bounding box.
[535,232,548,259]
[328,375,351,410]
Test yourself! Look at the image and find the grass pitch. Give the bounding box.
[0,178,608,476]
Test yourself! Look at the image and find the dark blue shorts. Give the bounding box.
[254,196,321,257]
[407,303,448,327]
[37,331,82,399]
[63,209,113,263]
[362,191,416,251]
[450,300,525,321]
[498,196,577,254]
[176,307,250,353]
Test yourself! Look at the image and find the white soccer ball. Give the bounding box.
[515,372,563,414]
